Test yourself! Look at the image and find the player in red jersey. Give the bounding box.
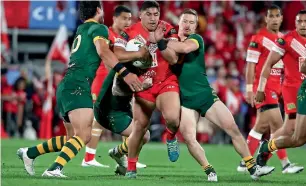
[113,1,180,178]
[255,10,306,171]
[239,5,303,174]
[82,5,147,168]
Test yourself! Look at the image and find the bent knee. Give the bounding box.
[163,111,180,126]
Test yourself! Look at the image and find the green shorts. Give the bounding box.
[93,69,133,134]
[56,78,92,122]
[181,87,219,117]
[297,80,306,115]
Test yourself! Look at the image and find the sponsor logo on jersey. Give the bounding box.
[287,103,296,110]
[168,28,177,36]
[249,41,258,48]
[276,38,285,45]
[120,31,129,40]
[271,91,277,99]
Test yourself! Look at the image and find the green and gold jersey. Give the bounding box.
[177,34,210,97]
[66,19,109,84]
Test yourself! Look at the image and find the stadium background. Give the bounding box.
[1,1,306,142]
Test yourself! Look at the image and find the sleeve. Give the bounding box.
[163,21,178,41]
[246,35,261,63]
[114,29,130,49]
[187,34,203,49]
[272,37,287,56]
[88,24,110,44]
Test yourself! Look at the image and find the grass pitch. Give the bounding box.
[1,139,306,186]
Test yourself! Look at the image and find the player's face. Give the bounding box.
[179,14,197,36]
[140,8,160,31]
[97,7,104,24]
[265,9,282,31]
[113,12,132,31]
[296,14,306,37]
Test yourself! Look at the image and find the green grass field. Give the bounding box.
[1,139,306,186]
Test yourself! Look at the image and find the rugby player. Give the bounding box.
[17,1,142,177]
[238,5,303,173]
[153,8,275,181]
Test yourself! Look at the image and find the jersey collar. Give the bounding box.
[84,19,98,24]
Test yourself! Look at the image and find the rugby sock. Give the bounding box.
[26,136,67,159]
[127,157,138,172]
[48,136,85,171]
[268,139,278,152]
[247,129,263,155]
[115,137,128,156]
[166,128,176,141]
[202,165,216,175]
[243,156,256,175]
[84,147,96,162]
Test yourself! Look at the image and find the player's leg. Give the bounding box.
[156,91,180,162]
[180,106,217,182]
[17,122,72,176]
[205,101,274,180]
[82,119,109,167]
[42,108,93,177]
[126,97,154,178]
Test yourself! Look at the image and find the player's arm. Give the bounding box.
[113,44,148,63]
[245,38,261,107]
[168,39,199,54]
[90,25,143,92]
[300,58,306,75]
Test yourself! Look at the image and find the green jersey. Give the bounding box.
[177,34,210,97]
[66,20,109,84]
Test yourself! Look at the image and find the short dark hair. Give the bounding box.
[297,9,306,16]
[79,1,101,21]
[181,8,198,22]
[114,5,131,17]
[266,4,282,15]
[140,1,160,12]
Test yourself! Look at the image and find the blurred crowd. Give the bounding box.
[2,1,305,143]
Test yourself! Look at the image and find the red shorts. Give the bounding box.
[282,85,299,114]
[254,84,281,109]
[135,75,179,103]
[91,71,108,102]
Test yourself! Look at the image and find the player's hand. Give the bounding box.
[123,73,143,92]
[246,91,255,107]
[142,77,153,90]
[154,22,166,42]
[255,91,265,103]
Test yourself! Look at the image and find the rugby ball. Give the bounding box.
[125,39,152,69]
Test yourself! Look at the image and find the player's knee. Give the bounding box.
[163,111,180,127]
[143,130,151,144]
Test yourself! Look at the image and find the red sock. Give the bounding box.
[84,152,95,162]
[166,128,176,141]
[276,149,288,160]
[247,134,261,156]
[127,157,138,171]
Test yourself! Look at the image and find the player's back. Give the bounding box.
[274,30,306,86]
[178,34,210,96]
[247,28,283,87]
[67,21,109,84]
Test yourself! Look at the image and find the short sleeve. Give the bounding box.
[88,24,110,44]
[246,35,261,63]
[163,21,178,40]
[272,37,287,56]
[187,34,203,49]
[114,29,130,48]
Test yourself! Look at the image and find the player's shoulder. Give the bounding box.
[88,23,108,34]
[188,33,204,42]
[276,30,295,46]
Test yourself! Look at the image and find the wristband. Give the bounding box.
[157,39,168,51]
[114,63,124,73]
[120,69,130,78]
[257,77,267,92]
[246,84,253,92]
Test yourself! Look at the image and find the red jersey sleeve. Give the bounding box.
[272,37,288,56]
[162,21,178,40]
[114,27,131,49]
[246,35,262,63]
